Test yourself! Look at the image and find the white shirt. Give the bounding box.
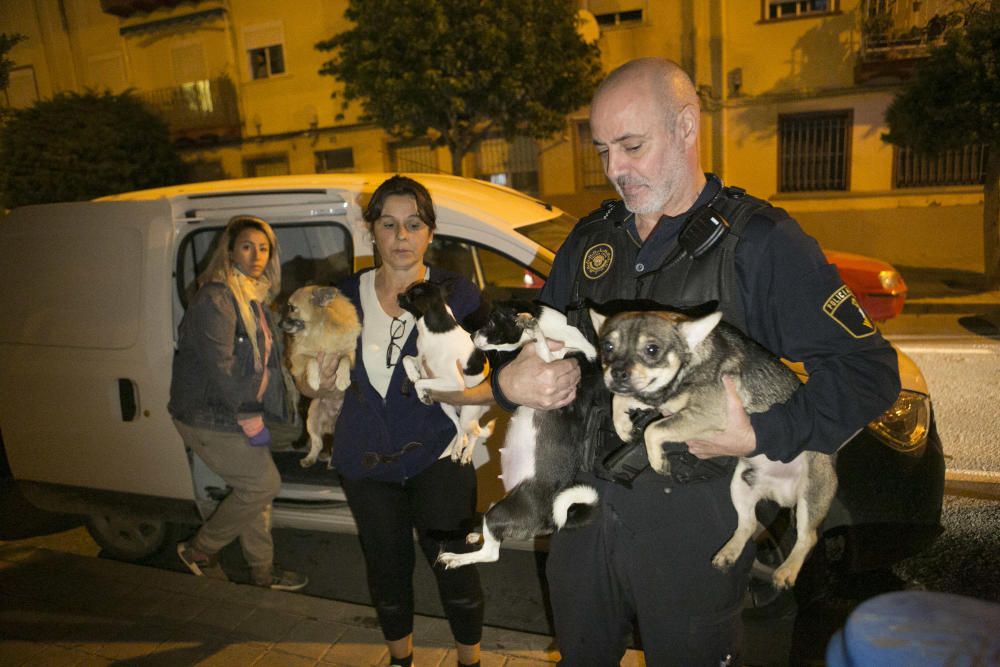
[359,268,428,399]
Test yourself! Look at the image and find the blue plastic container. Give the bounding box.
[826,590,1000,666]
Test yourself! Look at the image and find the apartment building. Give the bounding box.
[0,0,986,271]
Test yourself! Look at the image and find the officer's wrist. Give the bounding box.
[490,364,519,413]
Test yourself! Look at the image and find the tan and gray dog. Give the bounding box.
[590,308,837,590]
[280,285,361,468]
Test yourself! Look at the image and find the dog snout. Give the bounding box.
[280,317,305,334]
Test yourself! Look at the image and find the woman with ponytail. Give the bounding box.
[169,215,307,591]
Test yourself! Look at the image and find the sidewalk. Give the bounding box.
[897,266,1000,314]
[0,540,645,667]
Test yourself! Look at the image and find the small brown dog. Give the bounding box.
[280,286,361,468]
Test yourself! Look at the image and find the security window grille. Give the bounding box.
[894,144,989,188]
[577,122,607,189]
[244,154,289,177]
[186,160,226,183]
[778,112,850,192]
[765,0,834,20]
[390,141,437,173]
[475,135,539,195]
[315,148,355,173]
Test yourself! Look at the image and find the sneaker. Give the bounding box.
[252,566,308,592]
[177,542,229,582]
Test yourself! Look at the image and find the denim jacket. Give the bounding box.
[169,282,292,432]
[331,267,484,482]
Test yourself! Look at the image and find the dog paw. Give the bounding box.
[436,552,471,570]
[465,532,482,545]
[299,454,318,468]
[772,564,799,590]
[711,551,737,572]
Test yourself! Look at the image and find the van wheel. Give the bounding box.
[743,510,797,617]
[85,511,177,561]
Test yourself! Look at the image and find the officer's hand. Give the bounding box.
[686,376,756,458]
[497,341,580,410]
[296,352,343,398]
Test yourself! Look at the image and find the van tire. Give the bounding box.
[85,511,181,561]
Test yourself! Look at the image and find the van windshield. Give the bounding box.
[515,213,577,254]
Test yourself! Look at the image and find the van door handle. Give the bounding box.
[118,379,138,422]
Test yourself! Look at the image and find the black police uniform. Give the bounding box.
[536,174,900,666]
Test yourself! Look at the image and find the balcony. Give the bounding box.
[854,0,962,84]
[139,76,241,146]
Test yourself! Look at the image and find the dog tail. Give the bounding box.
[552,484,599,530]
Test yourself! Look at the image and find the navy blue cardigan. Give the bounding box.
[331,267,483,482]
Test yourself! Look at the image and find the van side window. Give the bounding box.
[426,236,544,303]
[177,222,353,309]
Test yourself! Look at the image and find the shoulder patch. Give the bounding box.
[823,285,876,338]
[582,243,613,280]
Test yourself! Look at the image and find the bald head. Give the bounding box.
[594,58,700,129]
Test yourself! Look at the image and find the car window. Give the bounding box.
[515,213,577,254]
[176,222,353,309]
[426,236,544,303]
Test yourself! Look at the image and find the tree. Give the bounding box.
[0,90,186,208]
[883,1,1000,286]
[316,0,602,176]
[0,32,26,93]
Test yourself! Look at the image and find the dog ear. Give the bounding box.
[680,311,723,350]
[589,309,607,335]
[310,286,339,308]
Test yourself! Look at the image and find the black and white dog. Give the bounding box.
[437,300,600,569]
[397,281,493,464]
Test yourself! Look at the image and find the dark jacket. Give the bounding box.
[542,174,900,463]
[168,282,291,432]
[331,267,484,482]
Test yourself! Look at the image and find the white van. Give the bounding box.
[0,174,943,603]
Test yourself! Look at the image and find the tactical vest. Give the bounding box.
[564,185,772,336]
[567,185,773,483]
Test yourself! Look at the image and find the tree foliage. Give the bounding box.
[0,32,26,92]
[883,1,1000,154]
[883,0,1000,285]
[316,0,602,175]
[0,90,186,208]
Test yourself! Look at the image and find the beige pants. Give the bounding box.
[173,420,281,572]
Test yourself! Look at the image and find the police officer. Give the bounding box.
[492,58,900,665]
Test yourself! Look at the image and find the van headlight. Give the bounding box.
[867,390,930,453]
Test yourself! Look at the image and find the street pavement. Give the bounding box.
[1,266,997,667]
[0,539,648,667]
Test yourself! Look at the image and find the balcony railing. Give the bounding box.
[138,76,241,145]
[855,0,962,83]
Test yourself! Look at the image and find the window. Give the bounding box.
[171,41,207,84]
[4,66,38,108]
[185,160,226,183]
[475,135,539,195]
[778,111,851,192]
[244,154,289,177]
[576,122,606,189]
[244,23,285,80]
[177,223,352,308]
[390,140,437,173]
[894,144,989,188]
[764,0,836,20]
[315,148,355,173]
[425,237,545,303]
[589,1,645,27]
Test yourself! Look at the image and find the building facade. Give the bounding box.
[1,0,986,271]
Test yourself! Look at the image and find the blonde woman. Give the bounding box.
[169,215,306,591]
